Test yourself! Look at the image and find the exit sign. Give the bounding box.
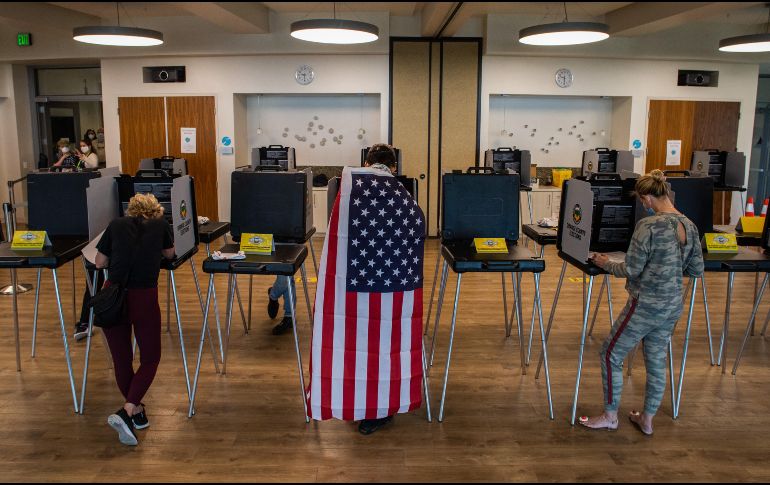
[17,33,31,47]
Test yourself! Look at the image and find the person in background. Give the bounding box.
[76,139,98,169]
[53,140,78,169]
[579,169,704,436]
[96,193,175,446]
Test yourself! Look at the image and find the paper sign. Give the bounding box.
[181,127,196,154]
[703,233,738,253]
[11,230,50,250]
[240,233,274,255]
[474,238,509,253]
[666,140,682,166]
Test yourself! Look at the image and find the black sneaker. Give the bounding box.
[73,322,91,342]
[272,316,294,335]
[107,408,138,446]
[267,288,279,319]
[358,416,394,435]
[132,404,149,430]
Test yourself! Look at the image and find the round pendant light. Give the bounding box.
[73,26,163,46]
[719,6,770,53]
[290,3,378,44]
[73,3,163,47]
[519,2,609,46]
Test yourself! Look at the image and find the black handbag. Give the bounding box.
[89,219,142,329]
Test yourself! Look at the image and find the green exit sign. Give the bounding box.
[17,33,31,47]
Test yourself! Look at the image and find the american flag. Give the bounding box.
[307,167,426,421]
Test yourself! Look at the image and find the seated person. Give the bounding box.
[266,276,296,335]
[305,144,427,435]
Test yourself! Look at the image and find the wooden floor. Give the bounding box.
[1,239,770,483]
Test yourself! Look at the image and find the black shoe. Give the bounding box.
[132,404,149,430]
[73,322,91,342]
[107,408,138,446]
[358,416,394,435]
[272,316,293,335]
[267,288,279,319]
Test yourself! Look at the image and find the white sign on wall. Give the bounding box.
[666,139,681,166]
[181,127,197,154]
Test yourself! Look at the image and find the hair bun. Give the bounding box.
[649,169,666,182]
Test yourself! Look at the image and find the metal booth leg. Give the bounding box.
[79,265,98,414]
[674,277,698,419]
[501,273,510,338]
[31,268,42,358]
[717,272,736,372]
[421,338,433,422]
[166,270,171,333]
[205,243,225,364]
[701,276,715,365]
[570,275,595,426]
[424,249,442,337]
[668,339,676,417]
[300,264,313,326]
[11,269,21,372]
[190,259,220,374]
[170,271,192,402]
[525,245,546,365]
[222,274,236,375]
[71,260,76,326]
[247,275,253,332]
[286,275,310,423]
[533,272,554,419]
[52,268,79,413]
[536,260,567,379]
[308,239,319,276]
[732,273,770,375]
[189,273,216,418]
[761,306,770,336]
[587,277,606,338]
[429,261,449,369]
[438,273,462,422]
[233,276,248,334]
[509,273,522,342]
[514,272,526,375]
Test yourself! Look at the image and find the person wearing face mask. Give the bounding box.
[53,140,78,169]
[76,139,98,169]
[579,169,703,436]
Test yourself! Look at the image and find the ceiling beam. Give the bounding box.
[0,2,102,31]
[179,2,269,34]
[606,2,764,37]
[440,2,476,37]
[421,2,455,37]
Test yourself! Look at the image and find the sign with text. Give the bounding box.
[666,140,682,166]
[171,175,196,257]
[11,230,50,250]
[561,179,594,263]
[240,233,274,255]
[181,127,196,153]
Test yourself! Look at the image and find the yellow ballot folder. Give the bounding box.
[703,233,738,254]
[11,230,50,251]
[473,237,509,254]
[240,233,274,255]
[736,216,765,237]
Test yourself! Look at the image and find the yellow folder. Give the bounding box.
[11,230,50,251]
[703,233,738,254]
[473,237,509,253]
[240,233,274,255]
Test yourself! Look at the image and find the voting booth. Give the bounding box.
[691,150,746,189]
[27,171,101,237]
[138,157,188,177]
[230,168,313,243]
[483,148,532,186]
[665,171,714,237]
[251,145,296,171]
[581,148,635,178]
[360,146,403,175]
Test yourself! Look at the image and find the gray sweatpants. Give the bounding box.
[600,296,681,415]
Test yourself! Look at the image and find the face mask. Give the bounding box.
[61,147,70,154]
[88,133,96,139]
[81,146,90,153]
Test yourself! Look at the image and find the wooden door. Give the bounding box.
[165,96,219,218]
[118,97,167,176]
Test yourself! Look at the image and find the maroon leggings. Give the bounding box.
[103,286,162,406]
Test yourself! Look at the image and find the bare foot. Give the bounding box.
[628,411,653,435]
[578,412,619,430]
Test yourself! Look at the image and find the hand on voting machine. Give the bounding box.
[589,251,625,265]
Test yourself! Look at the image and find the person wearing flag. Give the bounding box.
[306,144,427,435]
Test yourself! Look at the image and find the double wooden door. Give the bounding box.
[118,96,218,218]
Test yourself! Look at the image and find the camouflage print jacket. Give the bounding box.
[603,213,705,304]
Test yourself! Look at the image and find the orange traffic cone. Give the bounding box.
[762,199,769,218]
[746,197,755,217]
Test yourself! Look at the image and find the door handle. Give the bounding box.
[419,174,426,180]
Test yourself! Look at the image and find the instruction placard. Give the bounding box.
[240,233,274,255]
[473,238,509,253]
[703,233,738,253]
[666,140,682,166]
[11,230,50,250]
[181,127,196,154]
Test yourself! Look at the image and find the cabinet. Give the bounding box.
[312,188,328,234]
[520,188,562,229]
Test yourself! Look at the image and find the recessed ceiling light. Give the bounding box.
[518,2,609,46]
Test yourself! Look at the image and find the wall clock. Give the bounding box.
[295,64,315,85]
[555,68,573,88]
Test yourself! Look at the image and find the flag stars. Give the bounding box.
[352,219,361,227]
[352,239,360,247]
[351,259,359,267]
[395,208,403,216]
[377,229,385,237]
[368,239,377,247]
[376,269,384,278]
[378,208,386,217]
[376,248,385,258]
[350,279,358,286]
[359,268,367,277]
[370,179,379,187]
[379,189,387,197]
[369,219,378,227]
[370,198,379,207]
[356,179,364,186]
[387,198,395,207]
[353,199,361,206]
[368,260,376,268]
[384,279,391,287]
[385,239,394,247]
[361,209,370,217]
[386,218,395,227]
[363,189,371,197]
[384,259,393,267]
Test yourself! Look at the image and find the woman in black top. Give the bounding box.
[96,193,175,446]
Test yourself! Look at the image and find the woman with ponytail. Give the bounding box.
[579,169,704,435]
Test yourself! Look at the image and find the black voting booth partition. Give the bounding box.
[429,168,553,422]
[483,148,531,186]
[78,173,205,413]
[187,166,316,421]
[251,145,296,171]
[138,156,188,177]
[581,148,635,178]
[691,150,747,224]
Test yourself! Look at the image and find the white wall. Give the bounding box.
[246,94,381,166]
[481,56,759,223]
[487,95,613,167]
[101,54,390,220]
